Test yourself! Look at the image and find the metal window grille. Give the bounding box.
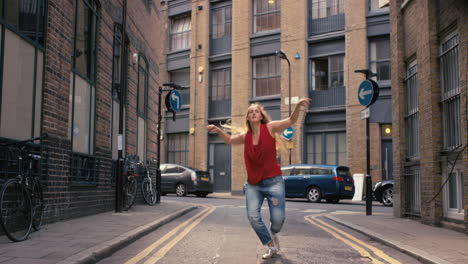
[170,15,191,51]
[167,133,189,166]
[70,153,97,185]
[440,33,461,151]
[404,166,421,216]
[369,38,391,81]
[309,0,344,35]
[252,55,281,97]
[253,0,280,33]
[209,67,232,118]
[405,62,419,159]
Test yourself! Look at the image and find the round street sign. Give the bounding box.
[282,126,294,141]
[357,79,379,107]
[165,90,182,113]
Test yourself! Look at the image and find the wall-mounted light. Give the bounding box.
[197,5,203,10]
[198,66,204,83]
[132,53,138,65]
[268,0,275,4]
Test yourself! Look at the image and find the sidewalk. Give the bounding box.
[324,212,468,264]
[0,201,197,264]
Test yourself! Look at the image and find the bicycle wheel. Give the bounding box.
[0,178,33,242]
[141,178,157,205]
[123,177,137,210]
[31,179,44,231]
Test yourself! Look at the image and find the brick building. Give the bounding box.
[164,0,394,197]
[0,0,167,223]
[390,0,467,232]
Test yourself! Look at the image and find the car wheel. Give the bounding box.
[326,199,339,204]
[307,187,321,203]
[176,183,187,197]
[196,192,208,198]
[382,186,393,206]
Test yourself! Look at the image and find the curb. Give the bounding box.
[56,205,198,264]
[324,215,452,264]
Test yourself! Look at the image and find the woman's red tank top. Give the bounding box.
[244,123,282,185]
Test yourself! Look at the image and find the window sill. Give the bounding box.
[250,29,281,39]
[250,95,281,102]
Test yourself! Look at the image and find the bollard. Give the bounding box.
[366,174,372,215]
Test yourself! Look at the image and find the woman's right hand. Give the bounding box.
[206,125,218,132]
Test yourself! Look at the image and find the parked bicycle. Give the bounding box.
[122,155,157,210]
[0,133,48,242]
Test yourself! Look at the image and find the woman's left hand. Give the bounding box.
[297,98,311,109]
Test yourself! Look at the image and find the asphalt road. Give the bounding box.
[98,196,422,264]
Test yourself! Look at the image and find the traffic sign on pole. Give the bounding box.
[282,126,294,141]
[358,79,379,107]
[165,90,182,113]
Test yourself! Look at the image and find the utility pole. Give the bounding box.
[116,0,127,212]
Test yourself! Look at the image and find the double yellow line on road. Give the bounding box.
[126,204,216,264]
[305,214,400,264]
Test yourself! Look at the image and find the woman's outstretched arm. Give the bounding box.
[207,125,245,144]
[268,98,311,134]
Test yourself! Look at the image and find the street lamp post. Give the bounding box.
[276,50,292,165]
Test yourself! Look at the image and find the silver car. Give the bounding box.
[160,163,213,197]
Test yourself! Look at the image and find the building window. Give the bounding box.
[309,0,344,35]
[170,14,191,51]
[311,0,344,19]
[310,54,344,91]
[0,0,46,141]
[170,68,190,107]
[209,67,232,118]
[70,0,99,184]
[445,169,464,216]
[252,55,280,97]
[405,61,419,159]
[137,55,148,161]
[253,0,280,33]
[167,133,189,166]
[3,0,46,45]
[440,33,461,151]
[369,38,391,81]
[369,0,389,11]
[306,132,346,165]
[211,5,232,39]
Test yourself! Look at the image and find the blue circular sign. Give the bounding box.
[282,126,294,141]
[358,79,379,107]
[165,90,182,113]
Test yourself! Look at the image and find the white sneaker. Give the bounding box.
[262,247,278,259]
[272,232,280,251]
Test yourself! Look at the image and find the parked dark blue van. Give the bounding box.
[281,164,354,203]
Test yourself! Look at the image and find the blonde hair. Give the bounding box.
[220,103,288,157]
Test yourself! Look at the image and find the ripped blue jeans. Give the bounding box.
[245,176,286,245]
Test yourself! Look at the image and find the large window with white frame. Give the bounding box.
[252,55,280,98]
[137,55,148,161]
[170,14,191,52]
[310,54,344,91]
[440,32,461,151]
[0,0,46,141]
[253,0,280,33]
[443,165,464,219]
[369,38,391,82]
[404,60,419,159]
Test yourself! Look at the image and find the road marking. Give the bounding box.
[125,205,214,264]
[144,205,216,264]
[305,215,401,264]
[301,209,326,213]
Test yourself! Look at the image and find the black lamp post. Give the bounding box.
[276,50,292,165]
